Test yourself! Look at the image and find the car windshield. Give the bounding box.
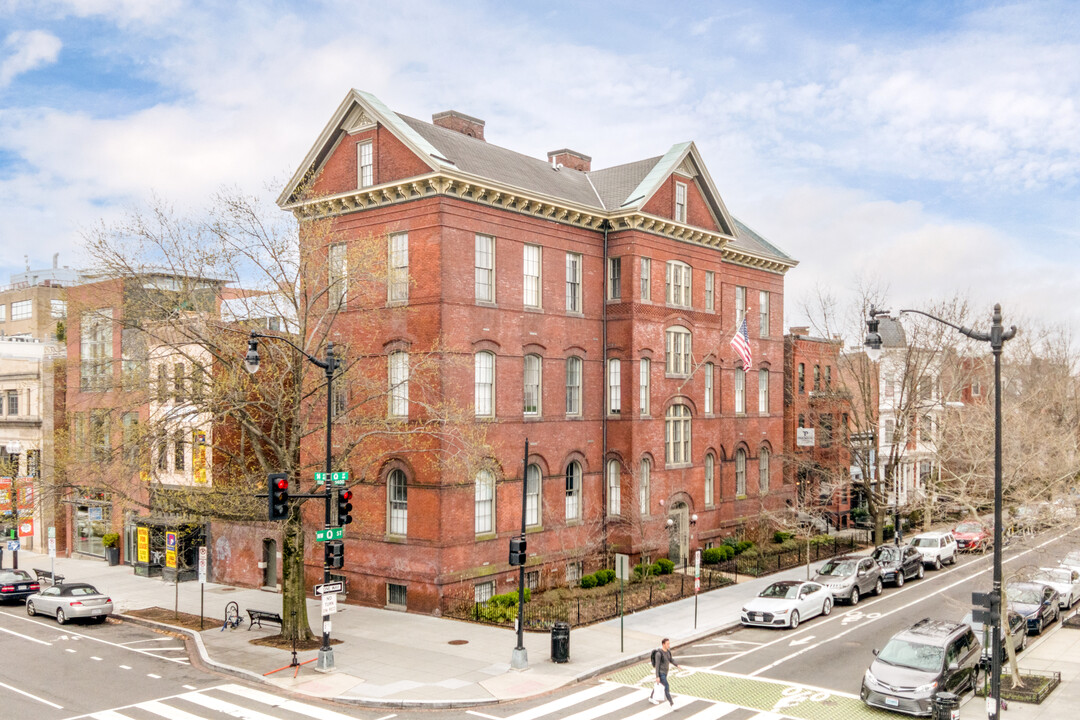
[760,583,800,600]
[1063,552,1080,565]
[956,523,982,533]
[873,547,898,562]
[0,570,33,582]
[911,538,939,548]
[1008,587,1043,605]
[818,561,856,577]
[877,638,944,673]
[1035,569,1069,584]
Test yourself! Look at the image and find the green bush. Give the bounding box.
[809,534,834,546]
[773,531,794,544]
[488,589,530,607]
[703,547,723,564]
[721,536,738,548]
[598,568,616,584]
[650,562,663,576]
[101,533,120,549]
[722,545,735,561]
[656,558,675,575]
[580,574,597,589]
[735,540,754,554]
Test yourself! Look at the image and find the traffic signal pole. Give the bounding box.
[316,343,336,673]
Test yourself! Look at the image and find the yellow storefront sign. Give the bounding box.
[137,527,149,563]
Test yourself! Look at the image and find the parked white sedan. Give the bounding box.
[741,580,833,629]
[1034,567,1080,609]
[26,583,113,624]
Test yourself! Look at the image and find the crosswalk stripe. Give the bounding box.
[618,695,697,719]
[178,692,282,720]
[500,683,621,720]
[216,683,362,720]
[138,700,209,720]
[88,712,133,720]
[681,702,744,720]
[559,689,648,720]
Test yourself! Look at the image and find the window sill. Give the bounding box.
[384,603,407,612]
[665,462,692,470]
[474,533,497,541]
[523,305,543,313]
[564,413,583,420]
[475,300,497,308]
[566,310,584,317]
[736,495,747,500]
[384,534,407,544]
[526,525,543,534]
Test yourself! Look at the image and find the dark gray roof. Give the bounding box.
[588,156,662,210]
[731,218,795,262]
[400,115,604,209]
[878,317,907,347]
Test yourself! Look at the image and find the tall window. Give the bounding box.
[798,363,805,393]
[735,448,747,496]
[825,365,832,389]
[566,252,582,312]
[607,460,621,516]
[474,352,494,417]
[666,261,691,307]
[357,141,373,188]
[173,362,185,402]
[475,469,495,534]
[665,326,692,375]
[11,300,31,320]
[607,358,621,415]
[91,412,110,463]
[565,356,582,416]
[639,458,650,515]
[665,404,691,465]
[735,368,745,414]
[821,414,833,447]
[565,462,581,521]
[705,271,715,311]
[758,369,769,414]
[735,285,746,321]
[884,419,895,445]
[639,358,650,415]
[389,232,409,303]
[523,354,542,416]
[173,429,186,472]
[704,453,715,506]
[675,181,687,223]
[704,363,714,414]
[814,365,821,391]
[388,469,407,536]
[526,464,541,527]
[475,234,495,302]
[759,290,770,337]
[156,433,168,471]
[389,351,409,417]
[607,257,621,300]
[759,447,771,493]
[4,390,15,415]
[523,244,541,308]
[51,299,66,318]
[329,243,347,308]
[640,257,651,300]
[122,412,139,465]
[80,309,112,391]
[332,373,348,419]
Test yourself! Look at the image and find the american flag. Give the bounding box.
[730,317,752,369]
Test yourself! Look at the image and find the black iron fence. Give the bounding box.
[710,532,869,580]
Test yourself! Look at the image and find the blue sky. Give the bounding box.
[1,0,1077,336]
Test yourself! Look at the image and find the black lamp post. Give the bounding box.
[245,330,341,672]
[864,310,903,546]
[865,304,1015,720]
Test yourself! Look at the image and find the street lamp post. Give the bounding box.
[866,304,1015,720]
[245,330,341,672]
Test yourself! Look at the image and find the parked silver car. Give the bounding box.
[814,555,884,605]
[26,582,113,624]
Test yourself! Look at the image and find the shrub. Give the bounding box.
[580,574,597,589]
[809,534,834,546]
[773,531,794,544]
[703,547,723,564]
[650,562,663,576]
[735,540,754,554]
[721,545,735,561]
[489,589,530,607]
[721,536,738,548]
[599,568,616,584]
[656,558,675,575]
[101,533,120,549]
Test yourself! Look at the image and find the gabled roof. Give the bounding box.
[731,218,795,264]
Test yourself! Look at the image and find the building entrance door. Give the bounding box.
[262,538,276,588]
[667,501,689,566]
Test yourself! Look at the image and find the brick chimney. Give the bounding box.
[432,110,485,141]
[547,149,591,172]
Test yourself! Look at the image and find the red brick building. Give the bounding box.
[279,90,798,613]
[783,329,853,527]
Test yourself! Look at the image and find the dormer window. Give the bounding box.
[675,181,687,223]
[358,141,373,188]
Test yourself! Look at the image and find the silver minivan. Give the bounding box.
[813,555,884,605]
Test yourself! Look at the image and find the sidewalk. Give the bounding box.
[9,548,833,708]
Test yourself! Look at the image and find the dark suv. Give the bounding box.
[872,544,925,586]
[861,618,980,716]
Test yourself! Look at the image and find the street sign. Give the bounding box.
[614,553,630,581]
[315,527,345,542]
[315,581,345,596]
[198,546,207,584]
[48,537,56,557]
[315,471,349,485]
[6,540,19,552]
[48,526,55,539]
[321,593,338,615]
[166,531,177,569]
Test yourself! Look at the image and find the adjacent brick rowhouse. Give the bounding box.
[280,90,799,614]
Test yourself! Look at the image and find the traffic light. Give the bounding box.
[325,540,344,569]
[509,537,527,566]
[268,473,290,521]
[337,489,353,526]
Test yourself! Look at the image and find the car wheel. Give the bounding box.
[790,611,800,629]
[823,597,832,616]
[950,552,957,565]
[1019,633,1027,652]
[1035,618,1043,635]
[874,578,884,596]
[95,615,108,624]
[896,572,905,587]
[850,587,860,605]
[933,557,942,571]
[917,564,925,579]
[56,608,67,625]
[26,601,36,617]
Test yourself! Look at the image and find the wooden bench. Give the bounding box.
[246,608,283,631]
[33,568,64,585]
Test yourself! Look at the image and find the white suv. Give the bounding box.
[910,531,958,570]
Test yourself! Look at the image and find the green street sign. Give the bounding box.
[316,527,345,542]
[315,471,349,485]
[314,472,329,483]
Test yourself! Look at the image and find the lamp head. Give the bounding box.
[864,311,884,363]
[244,334,260,374]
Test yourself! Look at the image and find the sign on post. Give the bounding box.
[315,471,349,485]
[315,581,345,596]
[198,546,208,584]
[6,540,19,552]
[614,553,631,582]
[321,593,338,615]
[165,531,177,569]
[48,537,56,558]
[316,527,344,542]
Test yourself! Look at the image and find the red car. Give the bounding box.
[953,521,992,552]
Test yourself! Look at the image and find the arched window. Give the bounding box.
[607,460,621,516]
[474,351,494,417]
[475,469,495,535]
[759,447,770,494]
[639,457,651,515]
[526,463,541,527]
[735,448,747,496]
[388,469,407,535]
[704,453,715,506]
[565,462,581,521]
[523,354,542,416]
[665,404,692,465]
[665,326,692,375]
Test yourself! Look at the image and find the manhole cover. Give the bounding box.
[448,639,469,645]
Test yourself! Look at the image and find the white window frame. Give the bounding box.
[51,299,66,318]
[525,463,542,527]
[475,469,495,535]
[607,459,621,516]
[329,243,347,308]
[565,356,582,416]
[523,354,542,416]
[566,252,582,313]
[736,448,747,496]
[665,261,692,307]
[388,351,409,418]
[474,580,495,604]
[607,257,621,300]
[705,453,715,506]
[523,244,541,308]
[759,447,770,494]
[475,234,495,303]
[565,461,582,521]
[758,368,769,414]
[735,368,746,414]
[639,357,650,416]
[665,404,692,465]
[759,290,769,337]
[705,271,714,311]
[675,181,687,223]
[474,351,494,417]
[388,232,409,303]
[704,362,714,414]
[357,141,373,188]
[11,300,31,321]
[665,326,692,376]
[607,358,621,415]
[388,468,408,536]
[735,285,746,321]
[640,257,651,300]
[639,457,650,515]
[0,304,6,322]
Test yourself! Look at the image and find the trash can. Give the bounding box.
[551,621,570,663]
[932,691,959,720]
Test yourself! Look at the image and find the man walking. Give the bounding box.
[650,637,680,706]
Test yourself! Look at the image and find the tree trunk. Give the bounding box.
[872,508,886,546]
[280,508,315,643]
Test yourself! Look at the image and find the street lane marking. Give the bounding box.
[559,689,649,720]
[0,624,52,645]
[91,656,102,661]
[470,682,619,720]
[374,715,399,720]
[217,683,366,719]
[179,691,282,720]
[148,673,161,678]
[88,712,130,720]
[2,611,191,664]
[66,647,77,652]
[119,664,132,669]
[182,685,196,690]
[138,700,206,720]
[0,679,64,708]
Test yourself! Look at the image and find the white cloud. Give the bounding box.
[0,30,61,87]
